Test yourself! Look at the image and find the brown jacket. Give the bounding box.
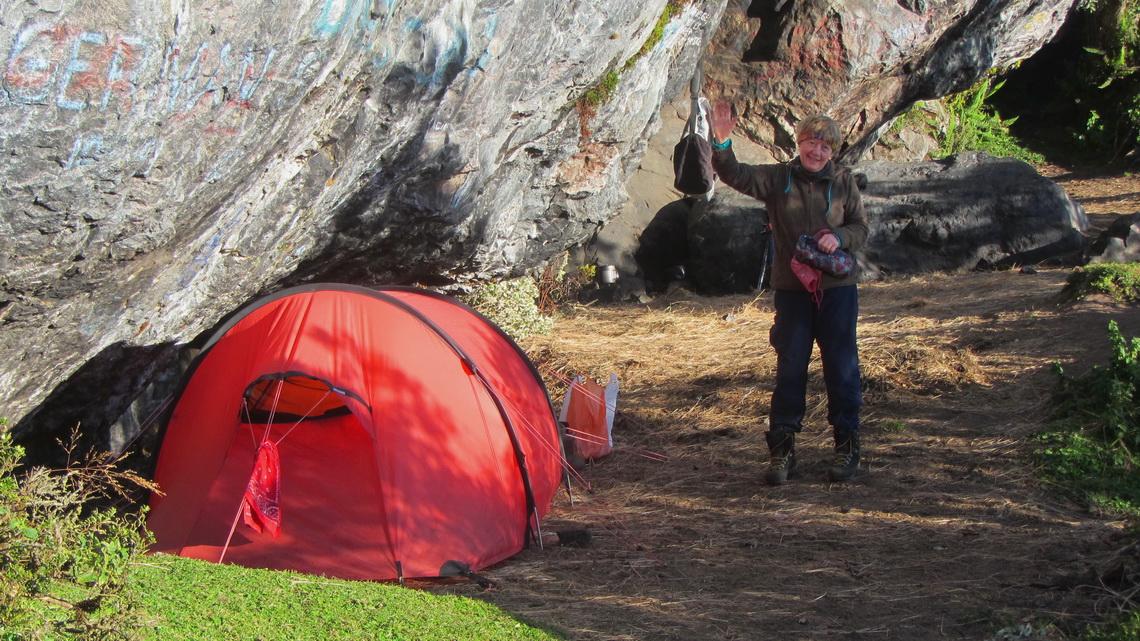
[712,146,869,291]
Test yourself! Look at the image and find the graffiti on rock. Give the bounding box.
[5,23,149,111]
[0,0,489,176]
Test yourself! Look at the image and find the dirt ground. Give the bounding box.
[424,166,1140,640]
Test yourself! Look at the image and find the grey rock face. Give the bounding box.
[706,0,1079,162]
[1,0,725,445]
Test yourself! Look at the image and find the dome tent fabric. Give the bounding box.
[146,284,565,582]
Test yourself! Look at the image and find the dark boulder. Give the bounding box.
[633,190,771,296]
[858,152,1088,275]
[633,199,694,293]
[685,193,772,295]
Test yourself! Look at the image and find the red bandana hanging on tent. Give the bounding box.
[242,440,282,538]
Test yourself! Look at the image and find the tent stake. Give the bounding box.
[218,500,245,563]
[532,507,544,550]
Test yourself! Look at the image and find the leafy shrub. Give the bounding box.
[881,80,1044,164]
[996,0,1140,163]
[1068,0,1140,160]
[0,425,155,639]
[537,254,596,314]
[1035,321,1140,514]
[1061,263,1140,302]
[887,101,943,137]
[937,77,1045,165]
[463,277,554,339]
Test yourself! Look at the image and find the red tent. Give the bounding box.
[147,284,565,581]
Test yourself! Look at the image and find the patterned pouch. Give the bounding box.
[793,232,855,278]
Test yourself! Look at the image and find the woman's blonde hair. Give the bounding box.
[795,115,842,148]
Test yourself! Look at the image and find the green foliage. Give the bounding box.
[581,70,621,111]
[1075,610,1140,640]
[1057,0,1140,160]
[463,277,554,339]
[937,77,1045,165]
[0,426,156,640]
[1035,321,1140,514]
[132,555,565,640]
[1079,0,1140,84]
[1061,263,1140,302]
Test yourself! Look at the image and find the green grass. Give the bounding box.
[878,419,907,434]
[132,555,565,640]
[1061,263,1140,303]
[1024,302,1140,639]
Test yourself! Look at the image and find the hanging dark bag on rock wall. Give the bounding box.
[673,131,715,195]
[673,62,715,196]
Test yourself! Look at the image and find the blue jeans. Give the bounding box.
[768,286,862,436]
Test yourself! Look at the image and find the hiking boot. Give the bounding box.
[764,430,797,485]
[827,430,861,482]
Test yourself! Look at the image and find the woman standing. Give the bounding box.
[709,104,869,485]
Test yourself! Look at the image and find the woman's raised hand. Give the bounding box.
[711,101,739,143]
